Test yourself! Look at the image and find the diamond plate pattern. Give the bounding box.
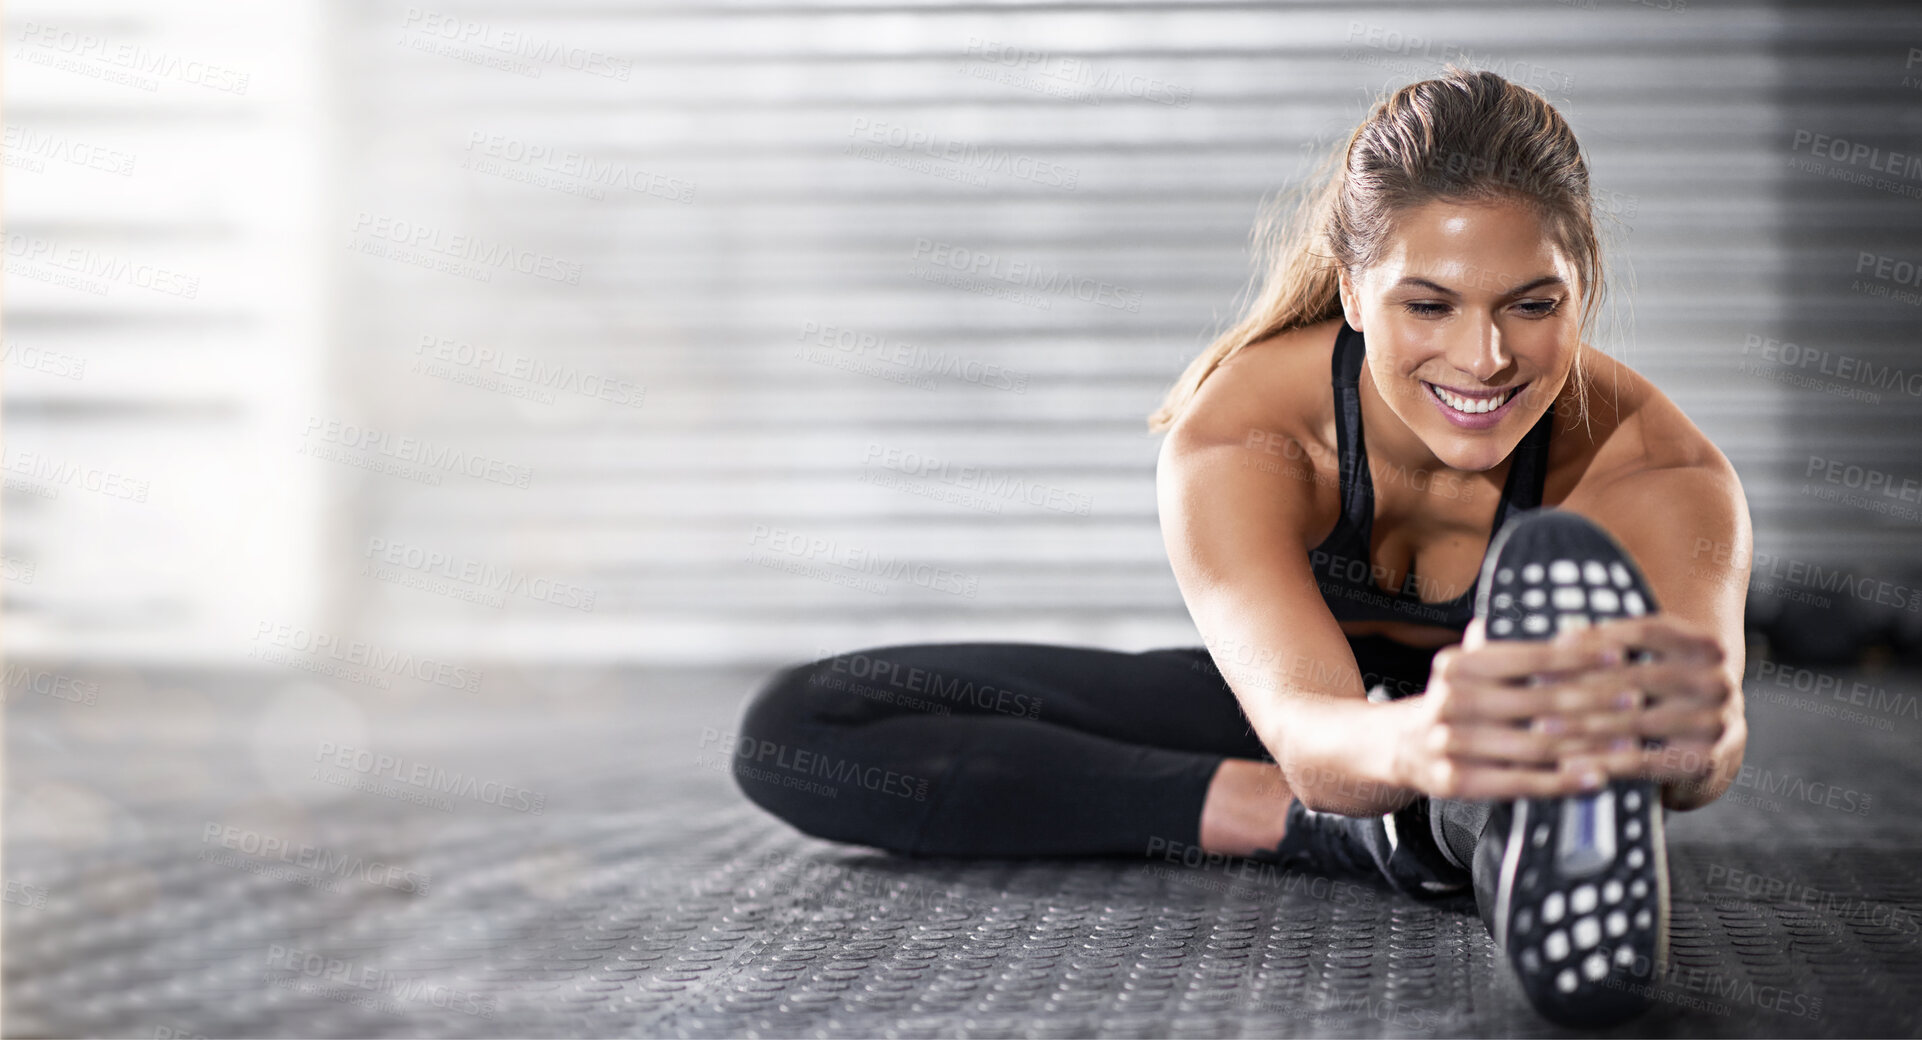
[6,665,1921,1036]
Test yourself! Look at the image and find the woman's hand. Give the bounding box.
[1547,614,1732,799]
[1398,616,1726,801]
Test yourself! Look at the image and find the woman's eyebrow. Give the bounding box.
[1391,274,1567,297]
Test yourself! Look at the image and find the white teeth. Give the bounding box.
[1430,383,1515,415]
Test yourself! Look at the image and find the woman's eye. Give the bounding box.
[1404,300,1560,318]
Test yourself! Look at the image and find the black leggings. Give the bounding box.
[731,634,1442,859]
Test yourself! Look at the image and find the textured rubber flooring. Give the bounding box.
[5,659,1921,1038]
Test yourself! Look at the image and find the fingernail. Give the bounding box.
[1538,717,1565,735]
[1582,770,1605,790]
[1611,738,1634,752]
[1615,691,1636,710]
[1601,648,1622,666]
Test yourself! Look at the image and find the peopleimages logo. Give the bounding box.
[860,442,1093,515]
[0,447,150,501]
[797,320,1030,393]
[265,944,496,1018]
[364,537,597,612]
[1,663,99,705]
[1705,863,1919,935]
[1733,763,1871,816]
[348,212,583,285]
[2,123,138,176]
[314,742,546,814]
[1805,455,1922,505]
[745,525,980,599]
[200,824,431,894]
[2,880,48,910]
[463,132,692,202]
[960,37,1193,107]
[301,416,532,489]
[399,7,632,81]
[2,232,199,299]
[415,334,645,409]
[811,647,1040,718]
[700,727,930,801]
[847,117,1081,189]
[1142,836,1377,909]
[1692,537,1922,613]
[252,620,483,692]
[909,238,1142,313]
[1740,332,1922,399]
[15,21,251,94]
[1750,660,1920,725]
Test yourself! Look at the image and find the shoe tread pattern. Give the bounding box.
[1474,509,1672,1028]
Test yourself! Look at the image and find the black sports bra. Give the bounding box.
[1306,318,1555,632]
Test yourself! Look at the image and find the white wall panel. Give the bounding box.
[10,1,1918,668]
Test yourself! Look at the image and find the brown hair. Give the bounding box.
[1147,63,1613,435]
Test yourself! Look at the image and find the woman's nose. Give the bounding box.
[1445,325,1511,383]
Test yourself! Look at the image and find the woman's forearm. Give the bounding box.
[1261,686,1750,816]
[1257,694,1424,817]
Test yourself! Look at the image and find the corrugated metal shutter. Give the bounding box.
[8,2,1917,669]
[1761,4,1922,609]
[4,4,328,661]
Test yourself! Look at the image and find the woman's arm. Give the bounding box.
[1557,419,1754,811]
[1157,417,1701,814]
[1157,413,1426,817]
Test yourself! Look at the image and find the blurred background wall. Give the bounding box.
[7,0,1920,677]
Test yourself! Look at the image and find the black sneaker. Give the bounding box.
[1379,795,1475,900]
[1471,507,1672,1028]
[1248,797,1380,883]
[1251,796,1471,901]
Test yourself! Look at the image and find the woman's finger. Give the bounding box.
[1534,706,1642,740]
[1585,615,1724,665]
[1441,673,1625,723]
[1559,744,1652,784]
[1636,739,1719,782]
[1635,703,1727,743]
[1430,721,1586,766]
[1463,616,1487,651]
[1437,639,1621,685]
[1429,758,1605,801]
[1622,659,1728,708]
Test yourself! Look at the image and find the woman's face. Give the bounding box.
[1337,197,1581,473]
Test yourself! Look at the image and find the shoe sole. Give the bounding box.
[1473,508,1672,1027]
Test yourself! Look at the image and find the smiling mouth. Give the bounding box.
[1424,381,1526,415]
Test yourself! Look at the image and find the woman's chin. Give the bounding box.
[1420,433,1513,474]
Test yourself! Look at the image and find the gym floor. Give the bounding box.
[6,654,1919,1038]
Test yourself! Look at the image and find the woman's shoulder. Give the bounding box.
[1163,316,1343,454]
[1156,317,1347,551]
[1547,343,1740,504]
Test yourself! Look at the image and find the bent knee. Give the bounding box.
[741,650,899,735]
[730,656,926,851]
[738,658,842,745]
[730,661,846,822]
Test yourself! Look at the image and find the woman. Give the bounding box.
[734,66,1752,1026]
